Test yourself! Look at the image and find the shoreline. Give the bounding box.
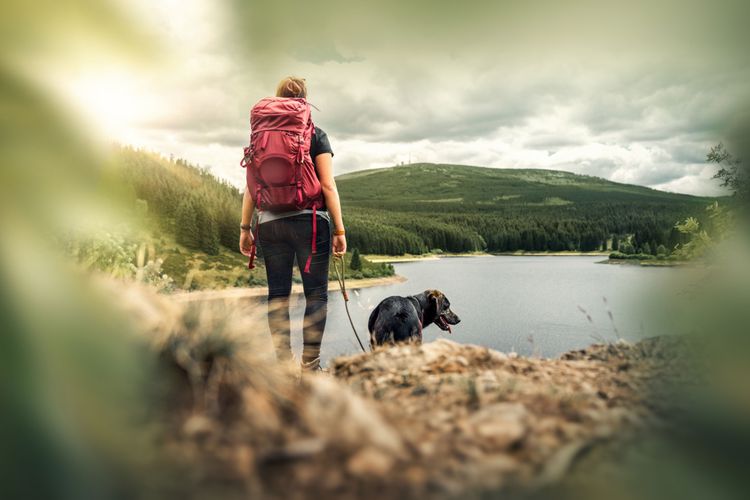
[600,258,689,267]
[366,251,609,262]
[169,273,407,302]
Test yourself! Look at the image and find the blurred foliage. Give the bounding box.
[673,202,735,260]
[710,142,749,201]
[673,144,744,261]
[0,1,173,499]
[1,1,749,499]
[65,230,139,279]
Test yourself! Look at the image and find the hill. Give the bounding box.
[107,146,392,290]
[335,163,718,255]
[104,149,719,282]
[336,163,705,207]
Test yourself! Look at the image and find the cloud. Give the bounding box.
[76,0,749,197]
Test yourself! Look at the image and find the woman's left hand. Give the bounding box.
[332,234,347,257]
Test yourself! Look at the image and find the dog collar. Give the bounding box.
[406,295,424,328]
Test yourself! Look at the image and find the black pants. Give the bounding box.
[257,213,331,363]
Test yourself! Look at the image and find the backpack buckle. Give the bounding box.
[240,146,253,168]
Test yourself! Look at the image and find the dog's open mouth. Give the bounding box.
[436,314,452,333]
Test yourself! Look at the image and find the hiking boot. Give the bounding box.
[301,356,322,372]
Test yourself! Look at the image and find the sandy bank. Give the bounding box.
[168,274,407,302]
[367,251,609,262]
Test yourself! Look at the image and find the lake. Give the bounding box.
[272,256,677,365]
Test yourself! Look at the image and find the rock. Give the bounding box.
[304,376,405,457]
[182,414,215,441]
[134,281,690,500]
[467,402,529,451]
[347,447,395,477]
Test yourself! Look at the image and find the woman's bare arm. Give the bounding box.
[241,186,255,226]
[315,152,347,256]
[316,153,344,231]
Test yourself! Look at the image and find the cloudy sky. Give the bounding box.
[56,0,749,196]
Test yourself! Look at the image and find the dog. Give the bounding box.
[368,289,460,347]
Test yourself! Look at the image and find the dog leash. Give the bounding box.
[332,254,367,353]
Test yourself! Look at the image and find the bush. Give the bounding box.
[609,251,655,261]
[620,242,635,255]
[349,248,362,270]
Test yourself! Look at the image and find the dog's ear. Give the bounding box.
[428,290,442,312]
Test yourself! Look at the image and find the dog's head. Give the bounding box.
[425,289,461,334]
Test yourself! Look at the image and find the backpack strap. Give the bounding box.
[303,206,317,274]
[247,217,260,270]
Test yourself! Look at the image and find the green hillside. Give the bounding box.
[107,146,392,290]
[336,163,703,208]
[101,148,719,287]
[335,163,718,254]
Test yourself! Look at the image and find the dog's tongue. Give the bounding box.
[447,324,452,334]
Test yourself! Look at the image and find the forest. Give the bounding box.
[115,148,718,258]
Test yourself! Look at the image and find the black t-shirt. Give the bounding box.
[310,126,333,160]
[310,126,333,211]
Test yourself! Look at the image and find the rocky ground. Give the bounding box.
[147,289,695,500]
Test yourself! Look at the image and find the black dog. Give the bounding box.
[368,289,460,347]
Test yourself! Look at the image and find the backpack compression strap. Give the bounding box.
[303,206,317,274]
[247,219,259,270]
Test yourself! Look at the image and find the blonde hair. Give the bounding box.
[275,76,307,98]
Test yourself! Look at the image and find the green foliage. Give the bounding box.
[337,163,718,255]
[112,150,719,259]
[66,231,138,278]
[195,199,220,255]
[656,244,667,256]
[350,248,362,270]
[331,251,394,280]
[709,142,748,200]
[115,146,242,255]
[175,198,201,249]
[673,202,734,260]
[641,242,652,255]
[64,230,175,292]
[138,258,176,293]
[608,252,655,260]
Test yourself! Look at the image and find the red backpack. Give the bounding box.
[240,96,325,273]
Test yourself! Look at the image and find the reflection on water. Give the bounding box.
[271,256,677,365]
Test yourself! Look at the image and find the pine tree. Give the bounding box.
[175,198,201,249]
[350,248,362,270]
[196,204,220,255]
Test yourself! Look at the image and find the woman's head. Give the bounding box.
[276,76,307,98]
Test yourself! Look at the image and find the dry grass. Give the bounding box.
[105,280,693,499]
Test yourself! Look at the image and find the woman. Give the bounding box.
[239,76,347,371]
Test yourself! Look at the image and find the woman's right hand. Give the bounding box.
[239,229,254,256]
[333,234,347,257]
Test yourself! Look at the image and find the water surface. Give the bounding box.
[267,256,675,364]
